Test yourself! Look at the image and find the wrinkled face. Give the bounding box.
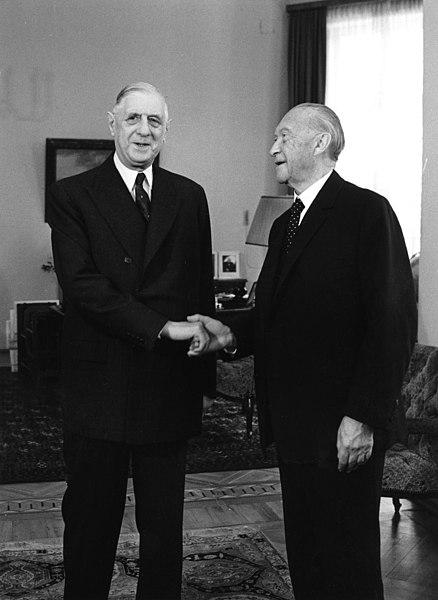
[270,111,317,189]
[108,90,168,170]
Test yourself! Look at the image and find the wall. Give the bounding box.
[0,0,288,348]
[419,0,438,346]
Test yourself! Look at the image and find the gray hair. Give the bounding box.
[295,103,345,161]
[114,81,169,122]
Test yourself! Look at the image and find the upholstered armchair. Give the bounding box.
[381,344,438,511]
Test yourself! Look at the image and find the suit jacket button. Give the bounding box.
[124,257,132,264]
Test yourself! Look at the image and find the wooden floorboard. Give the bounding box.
[1,471,438,599]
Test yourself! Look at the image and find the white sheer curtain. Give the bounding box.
[326,0,423,256]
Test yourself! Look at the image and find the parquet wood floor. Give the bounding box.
[1,468,438,598]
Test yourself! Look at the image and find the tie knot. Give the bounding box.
[292,197,304,213]
[135,172,146,187]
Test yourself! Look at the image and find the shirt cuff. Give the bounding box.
[223,345,237,356]
[223,332,237,355]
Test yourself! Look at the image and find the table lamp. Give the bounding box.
[246,195,293,246]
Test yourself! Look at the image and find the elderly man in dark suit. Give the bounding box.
[47,82,215,600]
[189,103,417,600]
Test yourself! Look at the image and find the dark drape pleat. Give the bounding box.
[288,7,327,107]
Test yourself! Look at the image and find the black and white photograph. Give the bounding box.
[218,250,240,278]
[0,2,436,600]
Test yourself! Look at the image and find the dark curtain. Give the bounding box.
[288,7,327,107]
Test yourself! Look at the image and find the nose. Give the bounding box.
[270,139,280,156]
[137,115,151,136]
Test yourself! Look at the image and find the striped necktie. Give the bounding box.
[134,172,151,222]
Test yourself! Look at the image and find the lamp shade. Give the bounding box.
[246,195,293,246]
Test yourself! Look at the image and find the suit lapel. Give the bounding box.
[85,155,147,271]
[273,171,345,302]
[85,159,183,276]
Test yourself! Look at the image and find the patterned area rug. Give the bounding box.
[0,368,276,484]
[0,528,293,599]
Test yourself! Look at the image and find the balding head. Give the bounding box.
[270,103,344,193]
[284,103,345,162]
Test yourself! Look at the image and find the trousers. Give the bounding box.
[62,431,187,600]
[278,449,386,600]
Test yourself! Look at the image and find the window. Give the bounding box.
[326,0,423,256]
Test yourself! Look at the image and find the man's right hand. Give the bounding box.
[160,320,211,356]
[187,314,236,355]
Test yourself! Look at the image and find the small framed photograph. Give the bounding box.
[212,252,218,278]
[218,251,240,279]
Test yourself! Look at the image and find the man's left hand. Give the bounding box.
[337,416,374,473]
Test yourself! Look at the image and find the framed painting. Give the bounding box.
[45,138,115,220]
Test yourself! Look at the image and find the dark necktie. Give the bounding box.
[134,172,151,222]
[283,197,305,254]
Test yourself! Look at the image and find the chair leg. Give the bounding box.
[392,496,402,513]
[245,395,255,438]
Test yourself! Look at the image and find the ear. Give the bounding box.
[107,111,115,136]
[314,132,331,156]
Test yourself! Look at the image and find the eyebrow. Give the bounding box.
[126,112,162,120]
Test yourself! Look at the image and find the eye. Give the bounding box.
[126,113,141,124]
[148,117,162,128]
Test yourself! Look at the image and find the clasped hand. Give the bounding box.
[160,314,233,357]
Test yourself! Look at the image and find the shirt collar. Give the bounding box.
[294,170,333,208]
[113,152,154,196]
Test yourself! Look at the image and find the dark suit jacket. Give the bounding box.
[47,155,215,445]
[233,171,417,464]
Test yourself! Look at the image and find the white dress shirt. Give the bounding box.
[113,153,153,200]
[295,169,333,225]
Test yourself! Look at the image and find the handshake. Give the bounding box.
[160,314,236,356]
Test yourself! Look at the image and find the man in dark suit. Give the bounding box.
[47,82,215,600]
[189,103,417,600]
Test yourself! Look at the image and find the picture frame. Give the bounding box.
[45,138,115,220]
[212,252,218,278]
[218,251,240,279]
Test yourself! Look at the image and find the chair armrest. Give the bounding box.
[406,417,438,436]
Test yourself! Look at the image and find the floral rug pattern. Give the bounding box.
[0,528,293,599]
